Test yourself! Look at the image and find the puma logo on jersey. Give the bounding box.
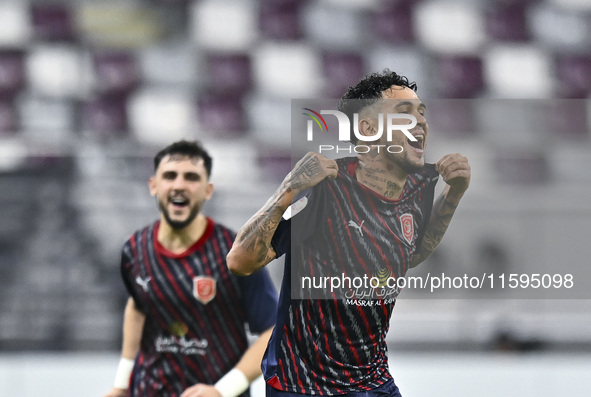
[347,220,364,236]
[136,276,151,292]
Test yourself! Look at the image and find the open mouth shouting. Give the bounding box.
[169,195,190,211]
[407,131,425,153]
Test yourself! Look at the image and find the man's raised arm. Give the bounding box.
[227,153,337,276]
[411,153,471,268]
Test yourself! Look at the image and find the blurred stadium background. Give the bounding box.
[0,0,590,395]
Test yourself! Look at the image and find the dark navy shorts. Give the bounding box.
[265,378,402,397]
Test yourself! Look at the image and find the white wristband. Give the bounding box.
[114,357,135,389]
[214,368,249,397]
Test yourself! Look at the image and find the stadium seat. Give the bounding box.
[555,55,591,98]
[128,88,195,145]
[31,4,75,42]
[0,2,31,47]
[321,52,365,98]
[368,47,431,95]
[257,149,292,182]
[138,43,198,86]
[302,2,365,48]
[485,3,530,42]
[93,51,138,95]
[539,100,589,138]
[26,46,87,98]
[191,0,258,51]
[415,1,485,53]
[371,2,415,43]
[0,100,17,132]
[76,3,163,47]
[549,0,591,11]
[494,152,549,184]
[82,95,128,137]
[151,0,191,4]
[530,4,590,48]
[245,94,291,147]
[18,96,74,138]
[484,45,553,98]
[206,53,252,94]
[0,51,25,98]
[436,56,484,98]
[197,93,246,135]
[259,0,304,41]
[252,43,321,97]
[426,100,476,137]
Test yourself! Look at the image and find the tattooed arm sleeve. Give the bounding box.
[227,153,337,276]
[227,184,291,276]
[410,185,460,268]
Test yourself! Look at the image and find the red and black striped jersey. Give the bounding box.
[121,218,278,397]
[265,157,438,395]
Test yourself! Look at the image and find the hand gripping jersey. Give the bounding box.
[264,157,439,395]
[121,218,278,397]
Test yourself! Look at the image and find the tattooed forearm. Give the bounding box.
[289,156,323,191]
[230,152,337,275]
[232,186,290,273]
[410,194,458,268]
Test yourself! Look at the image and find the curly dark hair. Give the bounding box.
[153,140,213,177]
[337,69,418,144]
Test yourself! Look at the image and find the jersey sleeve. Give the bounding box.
[270,184,327,258]
[414,165,439,253]
[120,243,146,313]
[236,267,278,334]
[271,218,291,259]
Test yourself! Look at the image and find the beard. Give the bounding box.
[158,199,201,230]
[390,149,425,174]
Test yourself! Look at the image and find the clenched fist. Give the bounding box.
[435,153,470,203]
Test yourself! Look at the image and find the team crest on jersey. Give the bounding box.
[193,276,216,304]
[400,213,414,244]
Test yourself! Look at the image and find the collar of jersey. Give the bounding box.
[153,217,215,258]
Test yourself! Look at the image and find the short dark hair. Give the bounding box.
[153,140,213,177]
[337,69,418,144]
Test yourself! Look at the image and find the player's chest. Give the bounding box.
[132,252,236,306]
[322,195,424,252]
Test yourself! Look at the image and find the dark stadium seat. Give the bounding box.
[197,93,246,134]
[31,3,75,42]
[206,53,252,94]
[0,51,25,98]
[321,52,365,98]
[259,0,304,41]
[485,3,530,42]
[494,152,549,184]
[436,56,484,98]
[93,52,139,95]
[152,0,191,4]
[556,55,591,98]
[371,1,416,43]
[0,99,17,132]
[539,100,589,138]
[82,95,128,137]
[425,100,476,137]
[257,149,292,182]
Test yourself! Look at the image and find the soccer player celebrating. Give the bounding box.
[227,70,470,396]
[103,141,277,397]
